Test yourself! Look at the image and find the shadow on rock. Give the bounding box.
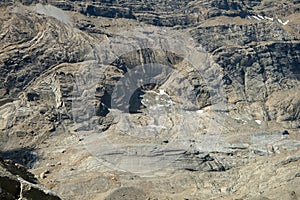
[0,147,38,168]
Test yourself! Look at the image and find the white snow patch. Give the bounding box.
[265,16,274,21]
[282,20,289,25]
[252,16,261,21]
[277,18,289,25]
[257,15,264,20]
[255,120,262,125]
[196,110,204,114]
[235,117,247,124]
[158,89,167,95]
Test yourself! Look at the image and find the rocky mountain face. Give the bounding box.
[0,0,300,199]
[0,157,61,200]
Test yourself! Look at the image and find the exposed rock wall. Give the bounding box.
[191,22,300,125]
[0,157,61,200]
[1,0,299,127]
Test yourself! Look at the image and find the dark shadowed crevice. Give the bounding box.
[0,148,38,169]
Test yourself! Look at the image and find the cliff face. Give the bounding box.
[0,0,300,199]
[0,157,61,200]
[192,22,300,124]
[1,0,299,127]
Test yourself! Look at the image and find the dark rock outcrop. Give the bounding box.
[0,157,61,200]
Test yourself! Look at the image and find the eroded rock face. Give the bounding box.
[191,22,300,124]
[1,0,299,128]
[0,0,300,200]
[0,157,61,200]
